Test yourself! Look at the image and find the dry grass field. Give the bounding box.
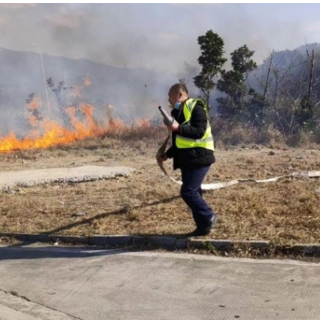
[0,128,320,246]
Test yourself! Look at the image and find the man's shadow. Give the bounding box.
[0,245,126,261]
[0,194,189,261]
[42,194,182,236]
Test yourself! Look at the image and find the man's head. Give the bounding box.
[168,83,189,108]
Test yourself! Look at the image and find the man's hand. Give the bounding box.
[166,120,180,132]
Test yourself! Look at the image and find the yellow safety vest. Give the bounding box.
[176,98,214,151]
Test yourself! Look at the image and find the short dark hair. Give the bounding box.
[169,83,188,95]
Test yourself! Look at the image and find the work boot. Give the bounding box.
[186,215,217,237]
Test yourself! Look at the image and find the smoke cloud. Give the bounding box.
[0,3,320,135]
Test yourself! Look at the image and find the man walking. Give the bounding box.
[158,83,217,236]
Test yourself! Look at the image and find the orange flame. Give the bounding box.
[0,103,105,152]
[27,99,40,111]
[0,80,154,153]
[70,77,91,98]
[26,96,42,128]
[28,114,38,128]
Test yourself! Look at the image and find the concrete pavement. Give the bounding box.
[0,289,74,320]
[0,243,319,320]
[0,166,134,190]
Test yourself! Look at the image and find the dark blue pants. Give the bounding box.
[180,165,214,228]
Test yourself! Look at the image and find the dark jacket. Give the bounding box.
[165,100,215,170]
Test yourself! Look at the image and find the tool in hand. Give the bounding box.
[158,106,175,126]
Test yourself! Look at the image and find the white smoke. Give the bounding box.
[0,3,319,134]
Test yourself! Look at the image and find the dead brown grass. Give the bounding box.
[212,120,286,148]
[0,125,320,245]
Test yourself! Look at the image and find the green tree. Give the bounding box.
[217,45,257,121]
[296,95,316,130]
[193,30,227,108]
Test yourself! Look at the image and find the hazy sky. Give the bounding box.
[0,3,320,74]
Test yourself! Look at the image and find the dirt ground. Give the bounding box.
[0,135,320,245]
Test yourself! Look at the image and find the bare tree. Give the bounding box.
[46,78,71,127]
[306,49,315,104]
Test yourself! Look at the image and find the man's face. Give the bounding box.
[168,90,181,108]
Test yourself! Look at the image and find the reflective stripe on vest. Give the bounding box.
[176,98,214,151]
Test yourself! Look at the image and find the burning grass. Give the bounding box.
[1,82,163,154]
[0,105,162,153]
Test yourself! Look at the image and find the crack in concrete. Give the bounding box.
[0,288,84,320]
